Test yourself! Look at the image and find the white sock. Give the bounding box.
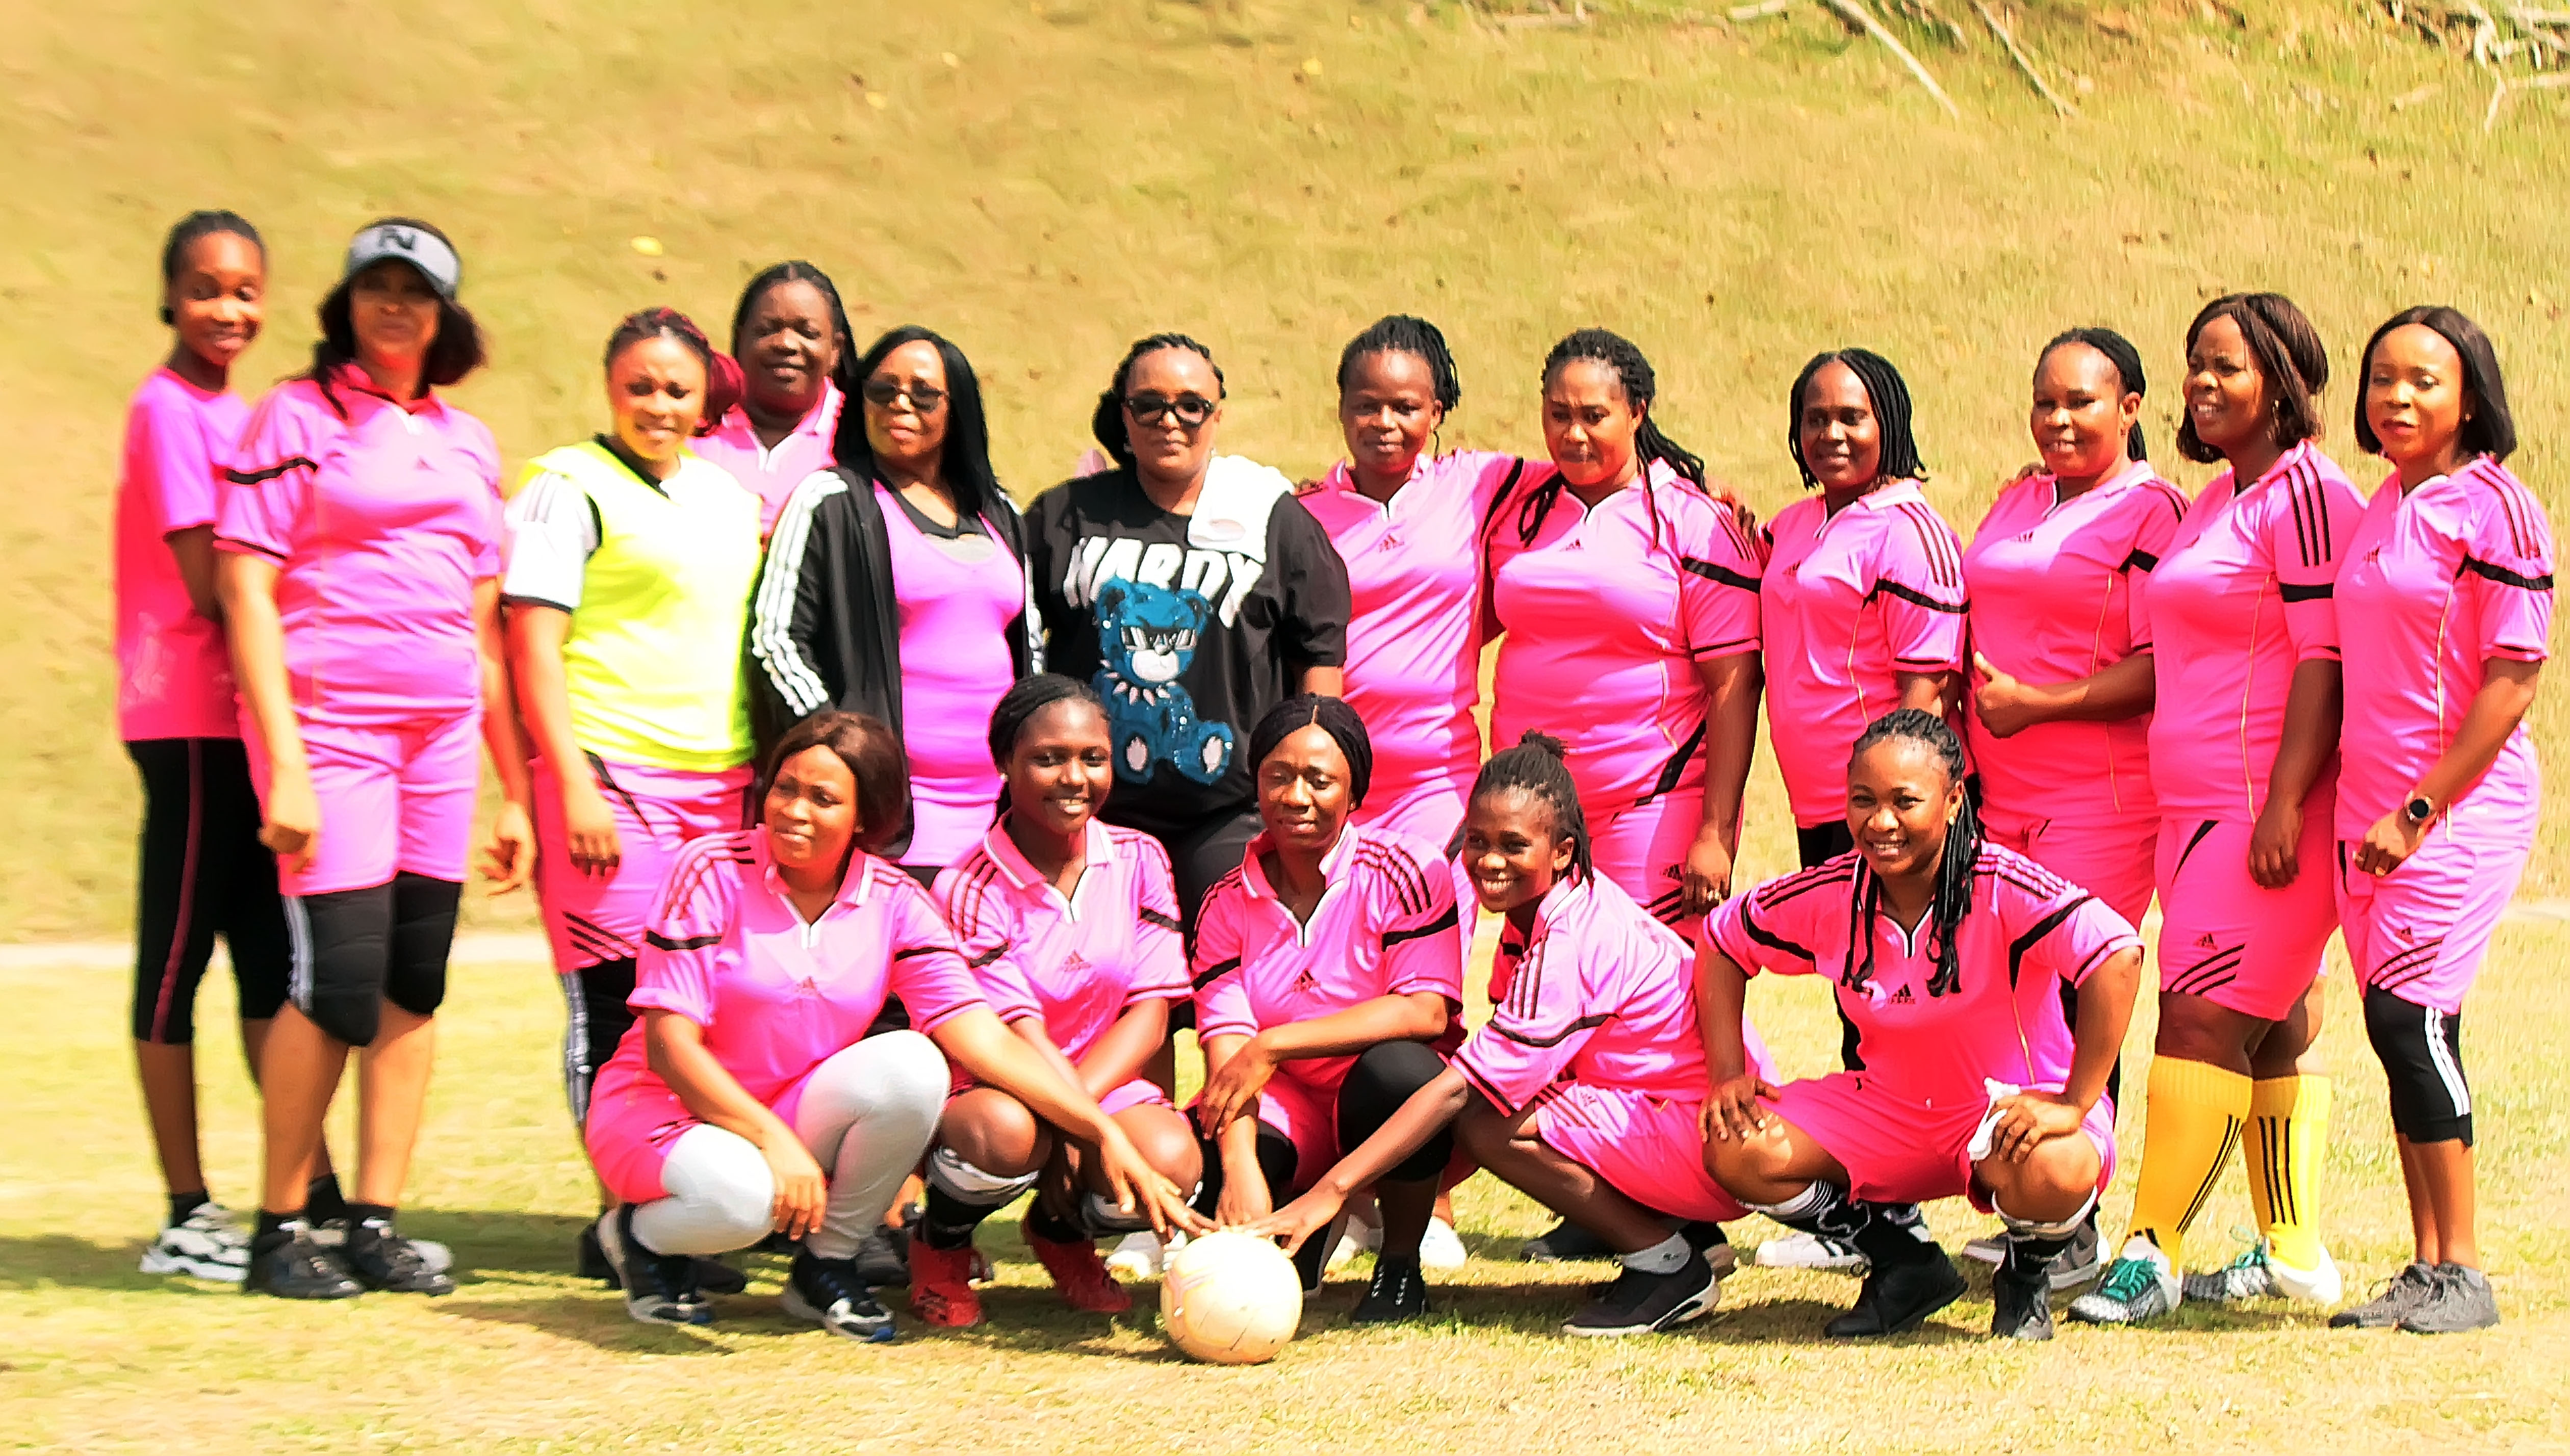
[1621,1231,1690,1275]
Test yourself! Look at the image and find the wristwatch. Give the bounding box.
[2402,792,2436,826]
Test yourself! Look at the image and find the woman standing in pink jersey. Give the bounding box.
[582,711,1201,1337]
[2072,292,2362,1327]
[502,308,763,1289]
[694,261,851,534]
[2323,307,2548,1335]
[909,676,1203,1327]
[216,219,533,1302]
[1485,328,1763,938]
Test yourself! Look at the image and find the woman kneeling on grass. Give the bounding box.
[581,711,1199,1339]
[911,676,1204,1327]
[1247,733,1778,1338]
[1697,709,2145,1341]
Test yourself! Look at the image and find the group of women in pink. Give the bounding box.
[115,205,2546,1346]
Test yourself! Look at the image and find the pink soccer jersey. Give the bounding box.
[1302,451,1524,836]
[879,482,1024,867]
[116,368,250,741]
[937,818,1190,1064]
[1457,869,1770,1114]
[599,829,987,1110]
[214,369,503,727]
[2140,441,2363,823]
[1762,482,1968,827]
[1964,462,2188,828]
[1705,847,2142,1110]
[1192,823,1466,1093]
[695,383,842,534]
[2332,458,2555,837]
[1488,462,1762,816]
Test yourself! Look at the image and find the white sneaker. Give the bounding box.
[2266,1242,2343,1305]
[1104,1229,1174,1280]
[140,1204,251,1282]
[2067,1236,2183,1325]
[1753,1231,1868,1272]
[1326,1224,1370,1271]
[1418,1216,1469,1271]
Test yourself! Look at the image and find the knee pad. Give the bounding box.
[290,886,393,1046]
[1993,1187,2097,1241]
[926,1145,1040,1208]
[384,873,459,1017]
[1082,1190,1158,1236]
[2363,986,2473,1146]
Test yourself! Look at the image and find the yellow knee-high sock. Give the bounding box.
[2126,1058,2252,1268]
[2245,1074,2331,1268]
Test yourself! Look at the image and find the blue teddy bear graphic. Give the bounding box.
[1090,578,1234,786]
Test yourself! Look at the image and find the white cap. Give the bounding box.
[343,221,460,300]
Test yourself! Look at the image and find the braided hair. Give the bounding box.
[1089,332,1225,470]
[2038,327,2150,461]
[1509,328,1707,548]
[158,210,265,324]
[602,307,744,436]
[1336,314,1461,412]
[2175,292,2330,465]
[985,673,1104,771]
[1787,348,1925,490]
[1469,731,1592,881]
[1843,709,1980,998]
[730,261,854,369]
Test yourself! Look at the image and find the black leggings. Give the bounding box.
[1191,1039,1454,1214]
[1797,822,1866,1071]
[128,738,289,1042]
[288,872,460,1047]
[561,957,636,1127]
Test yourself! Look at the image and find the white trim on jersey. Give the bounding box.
[750,469,847,719]
[501,469,601,612]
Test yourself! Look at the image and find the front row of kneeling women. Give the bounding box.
[582,673,2137,1343]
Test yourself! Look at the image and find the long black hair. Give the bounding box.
[2352,305,2517,464]
[1088,332,1225,471]
[2038,327,2150,462]
[1788,347,1924,490]
[729,259,854,373]
[1337,314,1462,412]
[834,325,1001,523]
[2175,292,2330,465]
[1469,731,1592,882]
[1507,328,1706,547]
[158,210,264,324]
[306,217,484,420]
[1844,708,1979,998]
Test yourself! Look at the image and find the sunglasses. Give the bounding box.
[860,378,946,411]
[1124,393,1218,429]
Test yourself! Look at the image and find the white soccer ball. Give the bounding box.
[1158,1231,1303,1365]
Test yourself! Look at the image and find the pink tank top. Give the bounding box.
[879,482,1022,867]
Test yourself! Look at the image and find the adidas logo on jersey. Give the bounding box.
[1061,951,1091,975]
[1890,985,1915,1005]
[2196,933,2218,949]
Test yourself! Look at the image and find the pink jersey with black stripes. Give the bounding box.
[1964,462,2189,827]
[1705,846,2142,1109]
[2139,441,2364,823]
[1487,461,1762,815]
[1455,869,1769,1114]
[116,368,249,741]
[1301,451,1523,820]
[1761,482,1968,826]
[935,818,1190,1065]
[1192,822,1466,1095]
[2331,457,2554,835]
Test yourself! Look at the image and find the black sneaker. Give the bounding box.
[344,1218,457,1295]
[853,1225,911,1288]
[1350,1255,1430,1324]
[1522,1216,1615,1263]
[1824,1251,1967,1338]
[783,1252,897,1343]
[598,1204,714,1327]
[580,1217,744,1294]
[1292,1215,1341,1294]
[577,1219,616,1283]
[2398,1263,2500,1335]
[2330,1261,2438,1329]
[1564,1252,1720,1337]
[1990,1263,2055,1342]
[245,1221,363,1300]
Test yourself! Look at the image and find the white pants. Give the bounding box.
[630,1030,946,1261]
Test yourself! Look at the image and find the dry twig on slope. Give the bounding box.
[1971,0,2077,114]
[1818,0,1962,115]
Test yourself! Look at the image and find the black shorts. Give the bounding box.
[1153,807,1262,1035]
[128,738,290,1044]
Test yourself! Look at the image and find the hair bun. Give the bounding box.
[1513,730,1569,761]
[699,350,746,436]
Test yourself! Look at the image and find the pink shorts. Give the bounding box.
[2336,807,2533,1018]
[1984,810,2155,928]
[1769,1071,2116,1212]
[532,755,752,973]
[244,712,481,897]
[1242,1070,1343,1192]
[2154,807,2338,1021]
[589,1048,880,1206]
[953,1075,1171,1119]
[1590,790,1706,940]
[1531,1082,1748,1224]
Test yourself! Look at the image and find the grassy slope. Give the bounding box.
[7,0,2567,937]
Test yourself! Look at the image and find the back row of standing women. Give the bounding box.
[118,211,2547,1342]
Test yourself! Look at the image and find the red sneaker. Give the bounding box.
[1024,1217,1133,1315]
[907,1241,984,1328]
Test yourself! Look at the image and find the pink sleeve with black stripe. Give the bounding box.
[2466,467,2555,664]
[1702,864,1837,979]
[213,383,325,562]
[1879,497,1968,671]
[882,867,987,1034]
[1989,851,2142,990]
[1676,491,1763,660]
[2266,455,2363,664]
[1364,833,1465,1003]
[1125,831,1191,1004]
[933,855,1041,1026]
[1190,872,1256,1043]
[2123,480,2188,651]
[628,833,750,1027]
[1453,930,1595,1115]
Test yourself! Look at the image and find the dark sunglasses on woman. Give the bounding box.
[1124,392,1217,428]
[860,378,946,411]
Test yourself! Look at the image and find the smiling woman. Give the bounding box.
[696,261,854,534]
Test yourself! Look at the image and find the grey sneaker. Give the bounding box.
[2398,1264,2499,1335]
[2067,1238,2181,1325]
[140,1203,251,1282]
[2183,1242,2278,1304]
[2330,1261,2438,1329]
